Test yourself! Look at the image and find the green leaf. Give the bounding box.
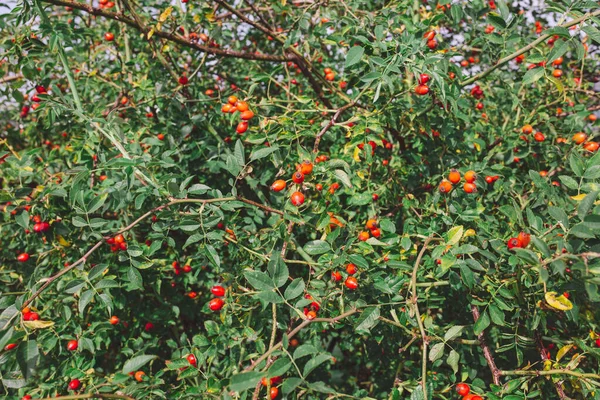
[268,358,291,378]
[447,349,460,374]
[446,226,463,246]
[78,290,94,314]
[548,206,569,229]
[267,251,288,288]
[578,191,598,220]
[513,248,540,266]
[303,240,330,255]
[15,211,29,229]
[303,354,332,377]
[127,267,144,290]
[354,306,380,333]
[570,153,585,177]
[522,67,544,85]
[122,355,157,374]
[234,139,245,166]
[444,325,465,341]
[473,310,491,335]
[583,25,600,45]
[87,194,107,214]
[429,342,445,362]
[16,340,39,378]
[244,270,275,291]
[345,45,364,68]
[284,278,305,300]
[294,344,320,359]
[254,290,284,304]
[230,371,264,393]
[250,146,279,161]
[334,169,352,188]
[205,245,220,270]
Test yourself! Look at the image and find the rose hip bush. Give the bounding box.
[1,0,600,399]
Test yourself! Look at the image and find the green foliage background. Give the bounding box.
[1,0,600,399]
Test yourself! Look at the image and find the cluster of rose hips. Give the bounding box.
[303,294,320,320]
[21,307,40,321]
[106,233,127,252]
[172,261,193,276]
[208,285,225,311]
[331,263,359,290]
[470,85,484,99]
[261,376,282,399]
[221,96,254,134]
[424,30,437,50]
[507,231,531,250]
[358,218,381,242]
[270,160,314,207]
[31,215,50,233]
[20,85,47,117]
[571,131,599,153]
[323,67,336,81]
[456,383,483,400]
[521,124,546,143]
[98,0,115,9]
[439,169,478,194]
[415,73,430,96]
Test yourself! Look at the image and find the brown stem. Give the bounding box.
[237,196,283,216]
[43,393,135,400]
[39,0,288,62]
[408,236,434,398]
[460,9,600,86]
[243,309,358,372]
[312,101,356,153]
[535,332,570,399]
[471,305,501,385]
[0,73,24,84]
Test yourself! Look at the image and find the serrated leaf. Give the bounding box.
[444,325,465,341]
[345,46,364,67]
[78,290,94,314]
[522,68,544,85]
[303,240,330,255]
[334,169,352,188]
[250,146,279,161]
[429,342,445,362]
[473,310,490,335]
[354,306,380,333]
[284,278,305,300]
[446,225,464,246]
[230,371,263,392]
[122,355,157,374]
[244,270,274,291]
[303,354,332,376]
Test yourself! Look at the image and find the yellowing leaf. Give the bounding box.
[473,142,481,152]
[543,360,552,370]
[147,28,155,40]
[158,6,173,22]
[545,291,573,311]
[23,320,55,330]
[353,146,361,162]
[194,15,201,23]
[204,13,214,23]
[571,194,587,201]
[556,344,573,362]
[57,235,71,247]
[446,225,464,246]
[464,229,476,238]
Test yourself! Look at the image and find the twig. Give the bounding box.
[39,0,288,62]
[460,9,600,86]
[472,305,501,385]
[408,236,434,398]
[500,369,600,379]
[40,392,135,400]
[0,73,24,84]
[535,331,570,399]
[244,309,359,372]
[313,101,356,153]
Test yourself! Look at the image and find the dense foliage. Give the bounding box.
[1,0,600,399]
